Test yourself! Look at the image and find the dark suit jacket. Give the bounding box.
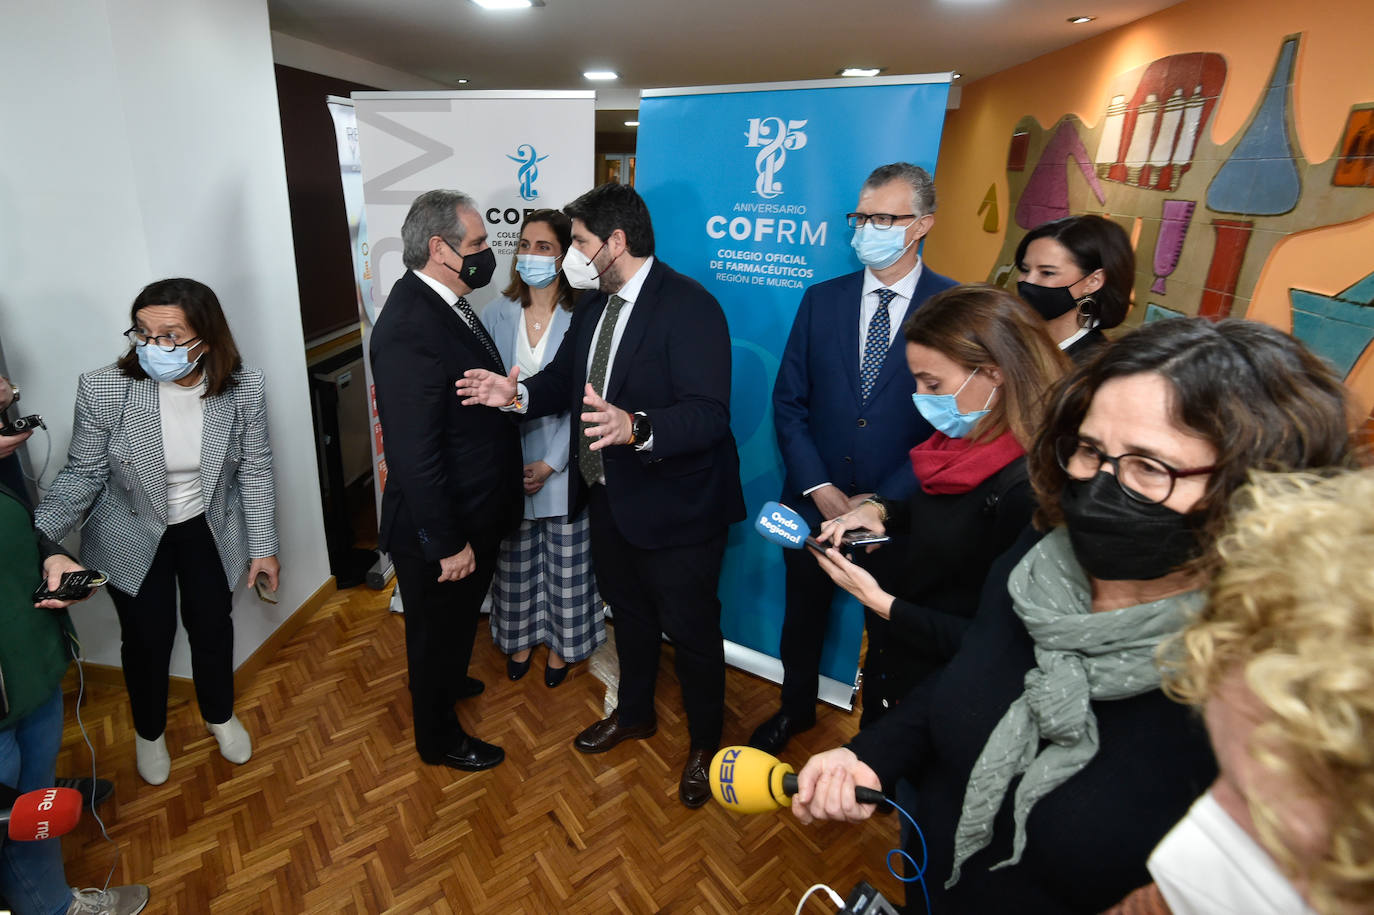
[523,259,745,550]
[773,265,958,529]
[370,270,523,562]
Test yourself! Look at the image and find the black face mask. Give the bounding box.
[442,241,497,291]
[1017,280,1079,320]
[1059,472,1206,581]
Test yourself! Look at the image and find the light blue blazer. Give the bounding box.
[482,297,574,520]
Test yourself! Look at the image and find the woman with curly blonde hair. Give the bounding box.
[1111,468,1374,915]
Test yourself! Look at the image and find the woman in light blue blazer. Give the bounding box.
[482,210,603,688]
[36,278,278,785]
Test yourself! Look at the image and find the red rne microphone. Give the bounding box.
[709,746,886,813]
[4,787,83,841]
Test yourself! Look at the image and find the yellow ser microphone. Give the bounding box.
[709,746,885,813]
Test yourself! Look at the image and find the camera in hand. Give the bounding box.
[0,414,44,437]
[33,570,109,604]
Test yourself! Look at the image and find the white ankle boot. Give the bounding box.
[134,734,170,785]
[206,714,252,764]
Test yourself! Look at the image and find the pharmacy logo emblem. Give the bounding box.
[745,118,808,199]
[508,144,550,201]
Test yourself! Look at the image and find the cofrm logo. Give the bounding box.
[745,117,808,199]
[507,144,550,201]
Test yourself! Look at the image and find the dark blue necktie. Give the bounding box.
[861,288,897,401]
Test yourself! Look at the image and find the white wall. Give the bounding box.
[271,30,450,90]
[0,0,331,676]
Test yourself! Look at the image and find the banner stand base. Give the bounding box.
[724,640,857,711]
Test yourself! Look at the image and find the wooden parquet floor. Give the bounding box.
[57,585,906,914]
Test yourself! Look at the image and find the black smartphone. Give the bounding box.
[0,414,44,437]
[842,528,891,546]
[33,570,108,604]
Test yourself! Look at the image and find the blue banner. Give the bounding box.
[636,77,951,703]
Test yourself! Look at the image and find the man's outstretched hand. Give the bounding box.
[456,365,519,407]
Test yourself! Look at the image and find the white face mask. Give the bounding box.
[1148,790,1316,915]
[562,242,606,290]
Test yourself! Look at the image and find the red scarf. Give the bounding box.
[909,430,1025,495]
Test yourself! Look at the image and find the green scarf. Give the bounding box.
[945,527,1202,888]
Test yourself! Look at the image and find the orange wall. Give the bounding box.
[926,0,1374,412]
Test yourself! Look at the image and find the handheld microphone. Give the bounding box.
[709,746,885,813]
[2,787,83,841]
[753,502,812,550]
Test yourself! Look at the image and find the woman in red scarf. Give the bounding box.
[813,283,1069,722]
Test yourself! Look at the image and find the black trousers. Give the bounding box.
[391,532,501,758]
[777,543,836,723]
[107,514,234,740]
[587,486,727,751]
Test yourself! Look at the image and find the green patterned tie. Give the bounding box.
[578,294,628,485]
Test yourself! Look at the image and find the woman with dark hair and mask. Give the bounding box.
[1015,214,1135,363]
[480,209,603,687]
[809,284,1069,723]
[790,317,1359,914]
[35,278,278,787]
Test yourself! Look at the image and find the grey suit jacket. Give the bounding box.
[35,365,278,594]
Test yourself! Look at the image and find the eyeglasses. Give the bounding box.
[1055,436,1216,505]
[846,212,917,230]
[124,328,201,353]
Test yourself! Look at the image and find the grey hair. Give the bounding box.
[401,190,476,269]
[863,162,937,216]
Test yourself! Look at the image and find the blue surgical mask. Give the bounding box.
[851,224,914,270]
[911,367,997,438]
[516,253,560,289]
[137,343,202,383]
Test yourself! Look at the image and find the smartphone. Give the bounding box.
[253,572,279,603]
[842,528,891,546]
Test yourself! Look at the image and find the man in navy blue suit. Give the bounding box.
[458,183,745,808]
[750,163,958,754]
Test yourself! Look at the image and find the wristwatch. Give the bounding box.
[631,411,652,445]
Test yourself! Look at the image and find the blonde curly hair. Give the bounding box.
[1162,469,1374,914]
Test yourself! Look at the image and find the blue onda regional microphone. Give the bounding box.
[753,501,811,549]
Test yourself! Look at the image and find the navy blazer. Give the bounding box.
[370,270,523,562]
[773,265,958,529]
[523,259,746,550]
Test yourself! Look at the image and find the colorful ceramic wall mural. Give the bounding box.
[988,33,1374,428]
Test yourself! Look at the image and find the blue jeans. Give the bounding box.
[0,687,72,915]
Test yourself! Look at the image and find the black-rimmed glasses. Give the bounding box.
[1055,435,1215,505]
[846,212,917,230]
[123,327,201,353]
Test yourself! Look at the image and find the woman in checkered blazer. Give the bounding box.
[35,278,278,786]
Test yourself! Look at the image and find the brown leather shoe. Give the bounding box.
[679,748,714,808]
[572,711,657,754]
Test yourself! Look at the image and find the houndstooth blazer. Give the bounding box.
[34,365,279,594]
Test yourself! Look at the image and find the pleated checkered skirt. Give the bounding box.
[490,511,604,662]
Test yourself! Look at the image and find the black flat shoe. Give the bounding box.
[422,734,504,771]
[456,676,485,698]
[54,776,114,809]
[747,711,815,756]
[544,664,568,688]
[507,655,531,681]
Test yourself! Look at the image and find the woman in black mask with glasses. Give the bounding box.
[790,317,1358,914]
[1015,214,1134,363]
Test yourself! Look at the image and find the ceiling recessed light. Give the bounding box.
[951,71,962,80]
[1068,15,1095,23]
[838,67,884,78]
[583,70,619,81]
[469,0,543,9]
[455,78,469,84]
[624,120,639,127]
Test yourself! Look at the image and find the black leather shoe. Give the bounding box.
[679,748,713,808]
[457,676,485,698]
[55,776,114,809]
[543,663,568,688]
[747,711,815,756]
[572,711,657,754]
[507,656,531,681]
[422,734,504,771]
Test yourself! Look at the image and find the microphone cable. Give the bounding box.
[66,630,122,895]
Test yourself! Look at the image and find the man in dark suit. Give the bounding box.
[457,183,745,807]
[370,189,523,772]
[750,163,959,754]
